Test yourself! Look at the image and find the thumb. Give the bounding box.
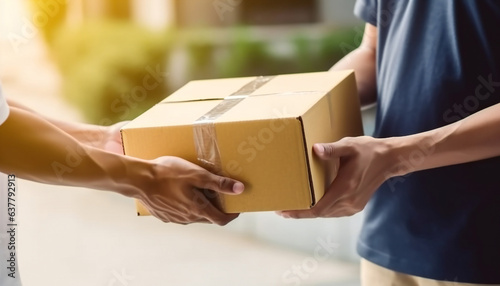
[205,174,245,195]
[313,142,352,160]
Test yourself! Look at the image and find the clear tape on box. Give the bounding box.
[192,76,274,174]
[189,75,330,210]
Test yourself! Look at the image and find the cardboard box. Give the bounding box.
[121,71,363,214]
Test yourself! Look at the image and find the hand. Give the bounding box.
[79,121,129,154]
[100,121,129,154]
[277,136,394,218]
[137,156,245,225]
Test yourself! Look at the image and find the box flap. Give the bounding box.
[162,76,257,102]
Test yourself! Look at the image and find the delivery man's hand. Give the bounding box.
[136,156,245,225]
[277,136,393,218]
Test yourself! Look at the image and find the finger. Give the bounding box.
[277,209,316,219]
[177,217,212,225]
[146,196,196,224]
[149,209,171,223]
[326,205,359,218]
[205,209,239,226]
[278,174,352,220]
[194,218,212,224]
[313,141,353,160]
[310,180,348,214]
[197,195,239,225]
[198,173,245,195]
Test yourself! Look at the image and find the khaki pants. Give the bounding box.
[361,259,499,286]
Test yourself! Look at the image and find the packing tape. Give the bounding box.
[192,75,328,178]
[193,76,274,173]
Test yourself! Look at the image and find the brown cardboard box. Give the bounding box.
[121,70,363,214]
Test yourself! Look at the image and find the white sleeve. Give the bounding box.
[0,84,10,126]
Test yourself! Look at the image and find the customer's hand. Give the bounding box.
[101,121,128,154]
[277,136,394,218]
[0,105,242,225]
[137,156,244,225]
[96,122,244,225]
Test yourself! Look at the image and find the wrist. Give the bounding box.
[84,146,153,199]
[384,133,436,177]
[78,124,110,148]
[116,157,154,200]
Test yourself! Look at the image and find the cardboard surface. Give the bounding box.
[122,71,363,214]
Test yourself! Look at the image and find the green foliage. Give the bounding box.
[43,21,359,124]
[292,34,317,72]
[291,29,362,73]
[51,21,171,124]
[186,38,216,80]
[217,31,278,77]
[185,27,361,81]
[318,29,361,69]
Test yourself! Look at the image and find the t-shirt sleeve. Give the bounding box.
[0,85,10,126]
[354,0,378,26]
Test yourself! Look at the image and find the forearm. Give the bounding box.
[330,24,377,107]
[330,47,377,106]
[387,103,500,176]
[7,98,110,147]
[0,107,147,197]
[2,102,243,225]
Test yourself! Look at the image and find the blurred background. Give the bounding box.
[0,0,375,285]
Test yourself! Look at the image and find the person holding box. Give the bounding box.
[0,86,244,285]
[279,1,500,285]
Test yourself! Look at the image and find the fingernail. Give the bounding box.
[313,144,324,155]
[233,182,245,194]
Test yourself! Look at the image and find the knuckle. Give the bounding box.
[187,213,202,223]
[351,204,364,213]
[340,136,353,144]
[323,144,335,157]
[217,176,227,190]
[198,171,212,187]
[345,198,356,207]
[353,206,364,213]
[341,199,364,215]
[158,215,171,223]
[345,180,359,191]
[191,206,205,217]
[354,201,366,212]
[347,209,360,216]
[209,214,226,226]
[217,219,231,226]
[309,207,321,218]
[341,137,357,149]
[344,197,359,209]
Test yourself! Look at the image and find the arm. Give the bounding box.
[392,102,500,173]
[330,23,378,107]
[6,98,123,153]
[0,107,244,225]
[279,102,500,218]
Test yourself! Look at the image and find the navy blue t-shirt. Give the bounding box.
[355,0,500,283]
